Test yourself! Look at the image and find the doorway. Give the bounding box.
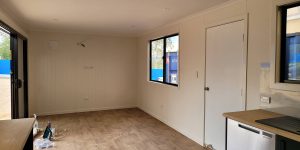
[204,19,247,150]
[0,22,28,120]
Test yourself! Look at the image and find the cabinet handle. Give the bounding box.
[238,124,260,134]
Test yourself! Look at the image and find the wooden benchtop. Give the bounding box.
[0,118,35,150]
[224,109,300,142]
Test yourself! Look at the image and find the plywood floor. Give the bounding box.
[35,108,205,150]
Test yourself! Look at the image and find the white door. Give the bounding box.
[204,20,246,150]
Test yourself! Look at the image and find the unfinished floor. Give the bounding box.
[35,108,204,150]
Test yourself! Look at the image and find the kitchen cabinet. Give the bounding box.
[0,119,34,150]
[276,135,300,150]
[227,119,275,150]
[224,110,300,150]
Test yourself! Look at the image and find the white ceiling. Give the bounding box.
[0,0,228,36]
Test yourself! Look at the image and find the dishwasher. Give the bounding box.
[227,119,275,150]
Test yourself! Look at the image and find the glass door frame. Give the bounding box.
[0,20,28,119]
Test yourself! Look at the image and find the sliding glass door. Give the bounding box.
[0,22,28,120]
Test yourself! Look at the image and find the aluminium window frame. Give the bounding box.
[270,0,300,92]
[149,33,179,87]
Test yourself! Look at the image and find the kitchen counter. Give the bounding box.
[223,109,300,142]
[0,118,35,150]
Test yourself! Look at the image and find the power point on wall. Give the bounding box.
[260,96,271,104]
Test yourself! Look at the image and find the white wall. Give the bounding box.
[246,0,272,109]
[2,0,300,146]
[247,0,300,111]
[137,0,247,145]
[0,8,28,37]
[137,0,300,145]
[29,31,137,115]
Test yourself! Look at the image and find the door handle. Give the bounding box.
[17,79,22,88]
[204,87,210,91]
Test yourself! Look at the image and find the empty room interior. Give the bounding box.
[1,0,300,150]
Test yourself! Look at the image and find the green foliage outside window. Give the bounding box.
[0,31,10,60]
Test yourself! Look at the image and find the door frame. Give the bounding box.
[10,33,19,119]
[23,40,28,118]
[203,14,249,147]
[0,20,28,119]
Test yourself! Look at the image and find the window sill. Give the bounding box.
[149,80,179,87]
[270,82,300,92]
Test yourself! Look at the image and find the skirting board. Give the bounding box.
[137,106,203,146]
[35,105,137,116]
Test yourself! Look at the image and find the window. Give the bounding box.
[280,3,300,83]
[150,34,179,86]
